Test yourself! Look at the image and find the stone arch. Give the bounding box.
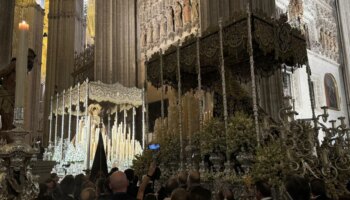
[324,73,340,110]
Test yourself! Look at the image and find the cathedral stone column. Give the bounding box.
[336,0,350,122]
[95,0,137,87]
[95,0,112,83]
[0,1,15,69]
[11,1,44,143]
[44,0,85,144]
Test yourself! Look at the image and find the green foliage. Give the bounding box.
[132,150,153,177]
[132,136,181,177]
[251,139,290,185]
[157,136,181,164]
[227,112,256,153]
[193,113,256,156]
[198,118,226,155]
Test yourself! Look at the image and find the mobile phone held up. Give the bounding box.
[148,143,160,151]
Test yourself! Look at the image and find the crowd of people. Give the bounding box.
[36,162,350,200]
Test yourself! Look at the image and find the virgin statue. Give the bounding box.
[88,104,107,161]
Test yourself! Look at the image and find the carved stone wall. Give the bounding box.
[200,0,276,32]
[278,0,340,61]
[138,0,278,58]
[312,0,339,61]
[138,0,200,57]
[276,0,349,124]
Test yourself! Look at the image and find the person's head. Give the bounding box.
[82,180,96,190]
[166,176,180,195]
[74,174,87,188]
[145,193,158,200]
[217,187,234,200]
[310,179,327,197]
[285,175,310,200]
[45,178,56,190]
[188,186,211,200]
[109,171,129,193]
[188,171,200,188]
[171,188,188,200]
[255,180,272,199]
[108,167,119,177]
[178,171,188,188]
[80,187,97,200]
[96,170,106,180]
[60,175,75,195]
[124,169,135,183]
[50,173,59,183]
[96,178,108,195]
[38,183,49,197]
[74,174,88,198]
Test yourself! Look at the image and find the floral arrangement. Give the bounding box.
[251,139,290,185]
[227,112,256,153]
[196,118,226,156]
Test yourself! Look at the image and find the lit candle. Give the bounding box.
[19,21,30,31]
[14,20,29,125]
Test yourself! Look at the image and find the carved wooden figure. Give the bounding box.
[175,2,183,31]
[191,0,199,22]
[183,0,192,24]
[167,6,175,33]
[147,23,153,45]
[160,14,167,38]
[141,25,147,48]
[153,18,160,43]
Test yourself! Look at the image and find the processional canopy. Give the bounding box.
[52,80,143,115]
[146,13,308,91]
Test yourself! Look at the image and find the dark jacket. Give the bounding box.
[315,195,332,200]
[98,194,110,200]
[110,192,136,200]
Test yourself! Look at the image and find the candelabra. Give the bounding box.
[0,21,39,199]
[271,95,350,198]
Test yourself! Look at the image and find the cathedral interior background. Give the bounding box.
[1,0,350,199]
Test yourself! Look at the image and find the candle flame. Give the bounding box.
[19,20,29,30]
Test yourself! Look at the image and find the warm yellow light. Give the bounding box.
[19,20,29,31]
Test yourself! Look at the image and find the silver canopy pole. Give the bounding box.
[49,96,53,146]
[160,49,165,129]
[54,93,59,147]
[132,107,136,157]
[196,33,204,131]
[85,79,91,170]
[218,18,229,160]
[177,40,184,170]
[60,90,65,160]
[68,87,72,142]
[76,83,80,145]
[247,5,260,147]
[142,88,146,149]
